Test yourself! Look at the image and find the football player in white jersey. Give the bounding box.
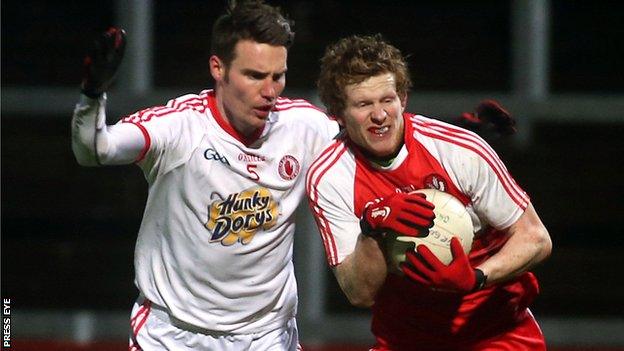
[307,35,552,350]
[72,1,338,350]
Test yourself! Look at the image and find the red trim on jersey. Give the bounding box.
[306,139,349,265]
[274,97,327,114]
[206,91,264,146]
[168,96,204,110]
[306,138,345,192]
[130,300,151,334]
[129,299,151,351]
[121,90,210,125]
[411,116,528,209]
[123,102,204,124]
[117,90,212,163]
[414,116,529,208]
[420,116,526,201]
[128,122,151,163]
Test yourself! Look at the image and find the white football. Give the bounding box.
[385,189,474,271]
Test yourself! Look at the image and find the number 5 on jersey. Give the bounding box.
[247,164,260,180]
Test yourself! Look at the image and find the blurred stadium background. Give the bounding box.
[2,0,623,350]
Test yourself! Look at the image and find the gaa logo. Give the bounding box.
[204,148,230,165]
[278,155,300,180]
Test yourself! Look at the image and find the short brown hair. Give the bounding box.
[211,0,295,66]
[317,34,412,117]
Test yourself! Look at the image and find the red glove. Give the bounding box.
[81,27,127,98]
[401,237,486,293]
[456,99,516,136]
[360,192,435,239]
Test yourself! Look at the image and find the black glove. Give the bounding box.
[456,99,516,136]
[81,27,127,98]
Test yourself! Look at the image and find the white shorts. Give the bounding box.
[129,295,301,351]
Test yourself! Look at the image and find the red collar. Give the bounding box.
[207,91,265,146]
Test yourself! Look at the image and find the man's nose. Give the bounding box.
[371,105,387,123]
[260,79,277,100]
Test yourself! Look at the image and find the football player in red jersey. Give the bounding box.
[307,34,552,350]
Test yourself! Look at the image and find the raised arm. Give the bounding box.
[71,27,145,166]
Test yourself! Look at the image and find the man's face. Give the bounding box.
[339,72,406,159]
[211,40,287,136]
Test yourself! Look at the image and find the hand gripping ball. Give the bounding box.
[385,189,474,272]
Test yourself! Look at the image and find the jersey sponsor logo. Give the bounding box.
[204,148,230,165]
[278,155,300,180]
[205,187,279,245]
[424,173,447,192]
[237,153,267,162]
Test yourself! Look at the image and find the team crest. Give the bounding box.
[278,155,300,180]
[424,173,448,192]
[205,187,279,246]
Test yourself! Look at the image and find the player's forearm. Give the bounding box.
[71,94,144,166]
[476,203,552,286]
[334,235,388,307]
[72,94,107,166]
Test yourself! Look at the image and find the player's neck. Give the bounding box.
[359,142,404,167]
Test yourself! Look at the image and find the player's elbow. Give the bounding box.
[341,280,377,308]
[523,223,552,266]
[345,290,375,308]
[72,140,99,167]
[335,266,377,308]
[534,227,552,262]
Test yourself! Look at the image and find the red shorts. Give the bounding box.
[371,310,546,351]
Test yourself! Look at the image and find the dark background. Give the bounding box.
[2,0,624,321]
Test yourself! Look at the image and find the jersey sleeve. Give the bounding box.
[413,115,529,230]
[313,114,340,151]
[443,131,529,230]
[71,94,146,166]
[119,96,201,182]
[274,98,340,161]
[306,144,360,266]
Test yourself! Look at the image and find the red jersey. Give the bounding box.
[307,113,541,350]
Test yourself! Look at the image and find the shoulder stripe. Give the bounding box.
[122,93,208,124]
[274,98,326,113]
[167,96,205,111]
[411,116,529,209]
[306,140,345,198]
[276,97,308,104]
[306,140,348,265]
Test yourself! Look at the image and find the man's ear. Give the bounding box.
[400,92,408,109]
[209,55,225,81]
[335,116,345,128]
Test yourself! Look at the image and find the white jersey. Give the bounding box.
[74,89,338,334]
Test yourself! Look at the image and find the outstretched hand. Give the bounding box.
[81,27,127,98]
[401,237,486,293]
